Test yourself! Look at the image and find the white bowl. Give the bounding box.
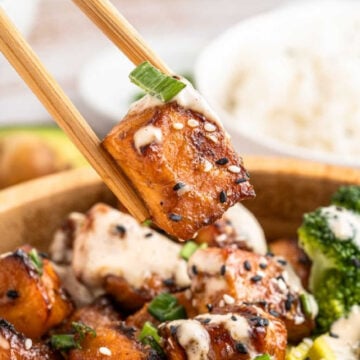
[195,0,360,167]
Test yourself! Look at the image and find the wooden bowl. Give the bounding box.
[0,156,360,253]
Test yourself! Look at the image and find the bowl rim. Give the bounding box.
[195,0,360,168]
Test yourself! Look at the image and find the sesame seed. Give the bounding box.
[215,157,229,165]
[206,303,213,312]
[231,315,237,321]
[99,347,112,356]
[145,232,153,238]
[269,309,280,317]
[277,258,287,266]
[220,264,226,275]
[228,165,241,174]
[206,134,218,143]
[203,159,213,172]
[192,265,198,275]
[115,225,126,236]
[235,178,247,184]
[329,331,339,338]
[250,275,262,283]
[235,342,248,354]
[204,123,217,132]
[6,289,19,299]
[173,182,186,191]
[244,260,251,271]
[219,191,227,203]
[187,119,199,127]
[202,318,211,324]
[259,262,267,269]
[170,325,177,336]
[169,213,182,222]
[251,317,269,327]
[266,251,275,257]
[215,234,227,243]
[163,278,175,287]
[285,294,294,311]
[223,294,235,305]
[24,338,32,350]
[173,122,184,130]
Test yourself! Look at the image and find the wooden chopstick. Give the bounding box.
[72,0,172,75]
[0,7,150,222]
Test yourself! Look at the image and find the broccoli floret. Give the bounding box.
[331,185,360,213]
[298,201,360,332]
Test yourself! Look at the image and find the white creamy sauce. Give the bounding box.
[167,319,210,360]
[224,203,267,255]
[72,204,190,292]
[133,125,162,154]
[188,249,225,276]
[321,205,360,249]
[196,313,250,343]
[225,3,360,159]
[331,305,360,349]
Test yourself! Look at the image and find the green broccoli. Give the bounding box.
[331,185,360,213]
[298,186,360,332]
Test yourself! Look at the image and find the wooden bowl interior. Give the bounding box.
[0,157,359,253]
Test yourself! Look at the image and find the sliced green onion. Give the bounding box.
[129,62,186,102]
[180,241,199,260]
[148,293,186,321]
[138,322,164,356]
[142,219,153,227]
[50,334,79,351]
[139,322,161,344]
[300,293,312,317]
[180,241,208,261]
[253,354,272,360]
[50,322,96,352]
[28,249,43,276]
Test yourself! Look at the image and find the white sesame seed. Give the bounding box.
[215,234,227,243]
[203,159,213,172]
[228,165,241,174]
[219,299,225,307]
[277,278,288,292]
[223,294,235,305]
[187,118,199,128]
[173,122,184,130]
[294,316,305,325]
[99,347,112,356]
[206,134,218,143]
[177,185,191,196]
[24,338,32,350]
[204,123,217,132]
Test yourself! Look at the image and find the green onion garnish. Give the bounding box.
[50,321,96,351]
[180,241,207,261]
[148,293,186,322]
[253,354,272,360]
[142,219,153,227]
[300,293,312,317]
[129,62,186,102]
[138,322,164,356]
[28,249,43,276]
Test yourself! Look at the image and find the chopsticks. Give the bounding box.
[72,0,172,75]
[0,7,150,222]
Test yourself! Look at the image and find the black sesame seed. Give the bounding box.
[170,325,177,336]
[276,275,285,282]
[163,278,175,287]
[259,263,267,269]
[235,342,248,354]
[220,264,226,276]
[231,315,237,321]
[329,331,339,338]
[202,318,211,324]
[145,232,153,238]
[215,158,229,165]
[258,300,267,307]
[285,294,294,311]
[206,303,213,312]
[219,191,227,203]
[169,213,182,222]
[269,309,280,317]
[244,260,251,271]
[266,251,275,257]
[235,178,247,184]
[192,265,198,275]
[173,182,186,191]
[277,258,287,266]
[115,225,126,236]
[251,316,269,327]
[250,275,262,282]
[351,257,360,268]
[6,290,19,299]
[38,252,49,259]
